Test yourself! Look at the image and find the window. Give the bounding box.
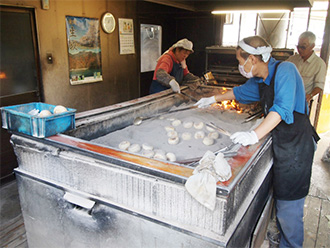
[222,1,328,52]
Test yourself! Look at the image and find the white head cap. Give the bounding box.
[172,38,194,53]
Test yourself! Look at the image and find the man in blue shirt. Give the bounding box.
[195,35,319,248]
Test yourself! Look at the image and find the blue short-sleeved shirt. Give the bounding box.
[233,57,307,124]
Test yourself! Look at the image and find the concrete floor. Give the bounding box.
[1,131,329,247]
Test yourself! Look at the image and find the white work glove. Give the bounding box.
[181,59,187,69]
[169,79,181,93]
[230,131,259,146]
[194,96,216,108]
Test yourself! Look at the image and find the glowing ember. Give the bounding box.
[0,72,7,79]
[211,99,242,113]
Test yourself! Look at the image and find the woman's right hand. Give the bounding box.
[169,79,181,93]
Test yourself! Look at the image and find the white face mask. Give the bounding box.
[238,57,254,78]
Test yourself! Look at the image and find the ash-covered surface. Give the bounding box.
[91,104,261,162]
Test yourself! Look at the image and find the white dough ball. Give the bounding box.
[183,121,193,128]
[167,130,178,138]
[154,150,166,160]
[167,117,176,121]
[53,105,68,114]
[142,150,155,158]
[206,126,215,132]
[194,122,204,129]
[38,110,52,117]
[208,132,219,139]
[194,131,205,139]
[119,141,130,150]
[142,143,153,151]
[203,137,215,146]
[172,119,182,127]
[168,136,179,145]
[181,132,192,140]
[166,152,176,162]
[164,126,175,132]
[128,143,141,153]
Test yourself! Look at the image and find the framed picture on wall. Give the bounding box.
[65,16,103,85]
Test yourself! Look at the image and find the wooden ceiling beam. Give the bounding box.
[143,0,313,12]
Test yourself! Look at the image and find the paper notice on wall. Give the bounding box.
[118,18,135,55]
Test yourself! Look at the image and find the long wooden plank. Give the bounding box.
[0,214,24,237]
[4,234,28,248]
[0,214,26,247]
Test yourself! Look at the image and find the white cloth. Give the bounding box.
[158,38,194,61]
[193,96,216,108]
[185,151,232,210]
[172,38,194,52]
[230,131,259,146]
[238,40,272,62]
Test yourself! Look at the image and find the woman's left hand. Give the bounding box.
[230,131,259,146]
[181,59,187,69]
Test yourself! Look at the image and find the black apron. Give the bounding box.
[259,62,319,200]
[150,54,184,94]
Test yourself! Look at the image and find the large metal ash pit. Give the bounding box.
[11,86,272,248]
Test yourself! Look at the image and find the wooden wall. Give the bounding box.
[0,0,140,113]
[0,0,219,111]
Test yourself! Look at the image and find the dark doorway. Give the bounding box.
[0,6,42,184]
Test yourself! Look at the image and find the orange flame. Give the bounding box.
[0,72,7,79]
[212,99,242,113]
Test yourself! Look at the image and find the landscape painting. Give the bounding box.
[65,16,102,85]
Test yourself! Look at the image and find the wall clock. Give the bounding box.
[101,12,116,34]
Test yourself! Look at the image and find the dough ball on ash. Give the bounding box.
[194,131,205,139]
[166,117,176,121]
[166,152,176,162]
[142,150,155,158]
[164,126,175,132]
[194,122,204,130]
[38,110,52,117]
[203,137,215,146]
[208,132,219,139]
[118,141,130,150]
[168,136,179,145]
[172,119,182,127]
[154,150,166,160]
[142,143,153,151]
[128,143,141,153]
[167,130,178,138]
[53,105,68,114]
[183,121,193,128]
[181,132,192,141]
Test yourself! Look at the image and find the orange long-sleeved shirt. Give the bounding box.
[152,50,190,80]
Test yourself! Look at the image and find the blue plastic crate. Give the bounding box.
[1,102,76,138]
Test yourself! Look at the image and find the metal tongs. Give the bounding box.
[242,110,263,123]
[206,122,231,136]
[177,92,198,102]
[177,143,241,166]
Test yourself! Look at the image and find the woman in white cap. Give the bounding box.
[195,35,319,248]
[150,38,201,94]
